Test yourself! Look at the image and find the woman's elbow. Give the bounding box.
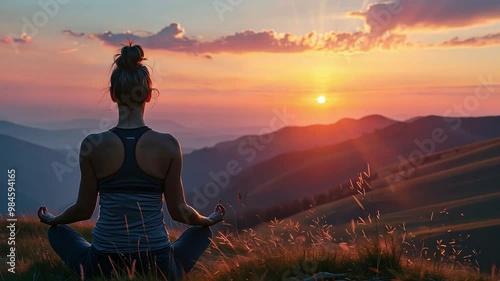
[82,212,93,220]
[170,212,187,223]
[167,202,189,223]
[74,205,94,220]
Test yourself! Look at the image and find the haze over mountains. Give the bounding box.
[182,115,397,189]
[0,118,251,153]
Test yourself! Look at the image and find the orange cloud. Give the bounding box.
[321,31,408,52]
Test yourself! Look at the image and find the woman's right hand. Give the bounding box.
[37,206,57,226]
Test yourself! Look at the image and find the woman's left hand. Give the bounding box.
[215,203,226,217]
[37,206,57,225]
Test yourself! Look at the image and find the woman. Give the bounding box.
[37,43,225,281]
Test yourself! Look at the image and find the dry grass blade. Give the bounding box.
[352,195,365,210]
[216,231,236,249]
[364,163,371,177]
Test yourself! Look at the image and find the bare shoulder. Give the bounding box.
[80,131,119,156]
[147,130,182,157]
[80,132,107,155]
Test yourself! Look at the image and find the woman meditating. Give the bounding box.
[37,43,225,280]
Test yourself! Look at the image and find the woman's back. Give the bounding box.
[39,43,224,281]
[90,126,172,180]
[90,126,175,253]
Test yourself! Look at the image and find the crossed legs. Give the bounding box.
[47,224,213,280]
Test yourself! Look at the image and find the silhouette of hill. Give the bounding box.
[183,115,397,190]
[0,134,80,214]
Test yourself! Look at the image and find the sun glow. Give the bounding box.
[317,96,326,104]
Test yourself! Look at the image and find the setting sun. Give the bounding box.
[317,96,326,104]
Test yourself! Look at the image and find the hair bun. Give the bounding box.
[115,44,145,71]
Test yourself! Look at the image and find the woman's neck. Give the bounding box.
[116,105,146,128]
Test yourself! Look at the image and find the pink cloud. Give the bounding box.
[95,23,200,52]
[351,0,500,36]
[66,23,409,56]
[61,0,500,56]
[439,33,500,47]
[1,33,31,44]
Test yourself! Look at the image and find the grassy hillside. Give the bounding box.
[0,216,496,281]
[1,140,499,280]
[253,137,500,272]
[3,119,500,280]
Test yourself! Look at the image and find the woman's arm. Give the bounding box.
[163,135,223,226]
[39,135,99,225]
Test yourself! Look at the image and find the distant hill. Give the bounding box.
[404,116,424,123]
[188,115,500,216]
[0,134,80,215]
[30,118,126,130]
[0,119,241,153]
[31,118,189,132]
[0,120,89,150]
[183,115,397,190]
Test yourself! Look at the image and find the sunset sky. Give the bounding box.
[1,0,499,129]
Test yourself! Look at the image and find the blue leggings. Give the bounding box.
[47,224,212,280]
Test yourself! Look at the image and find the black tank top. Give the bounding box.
[98,126,164,194]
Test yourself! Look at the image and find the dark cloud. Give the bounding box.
[62,30,85,37]
[351,0,500,36]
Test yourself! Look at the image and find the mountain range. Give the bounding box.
[182,115,397,189]
[183,115,500,217]
[2,115,499,220]
[0,118,245,153]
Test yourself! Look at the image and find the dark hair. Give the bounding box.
[110,42,158,108]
